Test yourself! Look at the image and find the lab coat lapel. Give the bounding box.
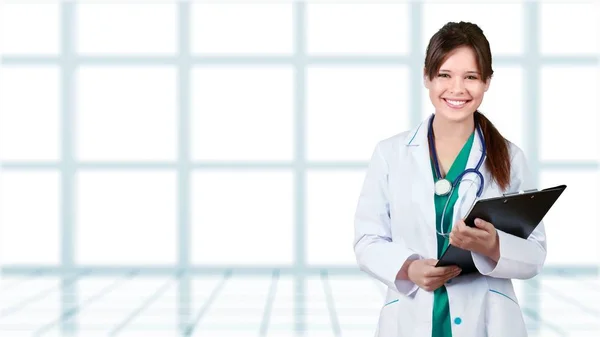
[404,115,437,258]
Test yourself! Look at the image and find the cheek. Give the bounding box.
[467,84,486,100]
[428,83,446,100]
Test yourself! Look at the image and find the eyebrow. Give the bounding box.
[439,69,481,75]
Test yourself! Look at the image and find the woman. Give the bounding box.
[353,22,546,337]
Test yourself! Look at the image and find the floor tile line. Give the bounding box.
[321,271,341,337]
[259,269,280,337]
[109,275,178,336]
[184,270,232,336]
[0,271,89,319]
[0,269,44,292]
[522,308,568,337]
[529,281,599,318]
[33,271,139,336]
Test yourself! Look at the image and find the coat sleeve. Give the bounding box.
[354,142,421,296]
[471,146,547,279]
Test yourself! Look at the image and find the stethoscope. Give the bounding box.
[428,115,486,236]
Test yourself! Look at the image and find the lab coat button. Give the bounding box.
[454,317,462,325]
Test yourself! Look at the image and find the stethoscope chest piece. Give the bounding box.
[434,178,452,196]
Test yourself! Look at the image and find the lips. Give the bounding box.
[443,98,471,109]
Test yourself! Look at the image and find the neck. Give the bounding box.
[432,113,475,142]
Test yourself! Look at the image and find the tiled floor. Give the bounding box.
[0,271,598,336]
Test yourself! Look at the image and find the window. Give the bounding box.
[307,3,409,55]
[540,66,598,162]
[0,172,60,265]
[307,66,409,161]
[76,171,177,265]
[1,3,60,55]
[1,2,599,336]
[0,66,60,161]
[76,67,177,162]
[306,171,365,265]
[191,67,294,161]
[191,171,294,265]
[76,3,178,55]
[191,3,293,55]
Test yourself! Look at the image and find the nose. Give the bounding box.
[450,77,466,94]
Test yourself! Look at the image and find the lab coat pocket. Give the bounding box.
[485,289,527,337]
[375,299,399,337]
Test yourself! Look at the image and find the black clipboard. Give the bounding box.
[435,184,567,274]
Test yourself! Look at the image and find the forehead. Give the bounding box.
[439,46,478,71]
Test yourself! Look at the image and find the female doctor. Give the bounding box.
[353,22,546,337]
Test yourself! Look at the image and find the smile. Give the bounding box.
[443,98,470,109]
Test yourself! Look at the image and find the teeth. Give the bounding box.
[445,99,467,106]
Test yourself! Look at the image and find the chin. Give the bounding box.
[436,107,476,123]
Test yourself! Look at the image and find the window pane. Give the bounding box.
[540,170,599,266]
[76,171,177,265]
[479,66,524,149]
[191,3,293,55]
[191,171,293,265]
[0,66,60,161]
[307,171,365,266]
[1,3,60,55]
[191,66,293,161]
[307,3,409,55]
[306,66,409,162]
[76,4,177,55]
[0,172,60,265]
[540,3,599,55]
[423,4,523,55]
[540,67,599,161]
[76,66,177,162]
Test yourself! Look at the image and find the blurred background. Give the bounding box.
[0,0,599,336]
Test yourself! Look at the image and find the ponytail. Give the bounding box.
[475,111,511,191]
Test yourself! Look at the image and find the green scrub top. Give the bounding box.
[430,131,474,337]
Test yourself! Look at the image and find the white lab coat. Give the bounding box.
[354,115,546,337]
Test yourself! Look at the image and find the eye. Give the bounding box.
[437,73,450,78]
[466,75,479,80]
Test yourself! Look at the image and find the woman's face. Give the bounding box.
[424,46,491,123]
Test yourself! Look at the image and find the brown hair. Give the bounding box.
[424,21,511,191]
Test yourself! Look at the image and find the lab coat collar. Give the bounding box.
[404,114,431,147]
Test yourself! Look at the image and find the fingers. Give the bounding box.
[444,268,462,283]
[474,218,495,233]
[425,264,460,277]
[449,230,464,247]
[421,268,462,291]
[423,259,439,266]
[452,219,488,241]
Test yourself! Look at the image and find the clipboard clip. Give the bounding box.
[503,188,538,197]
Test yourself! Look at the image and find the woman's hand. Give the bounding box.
[406,259,461,292]
[449,218,500,261]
